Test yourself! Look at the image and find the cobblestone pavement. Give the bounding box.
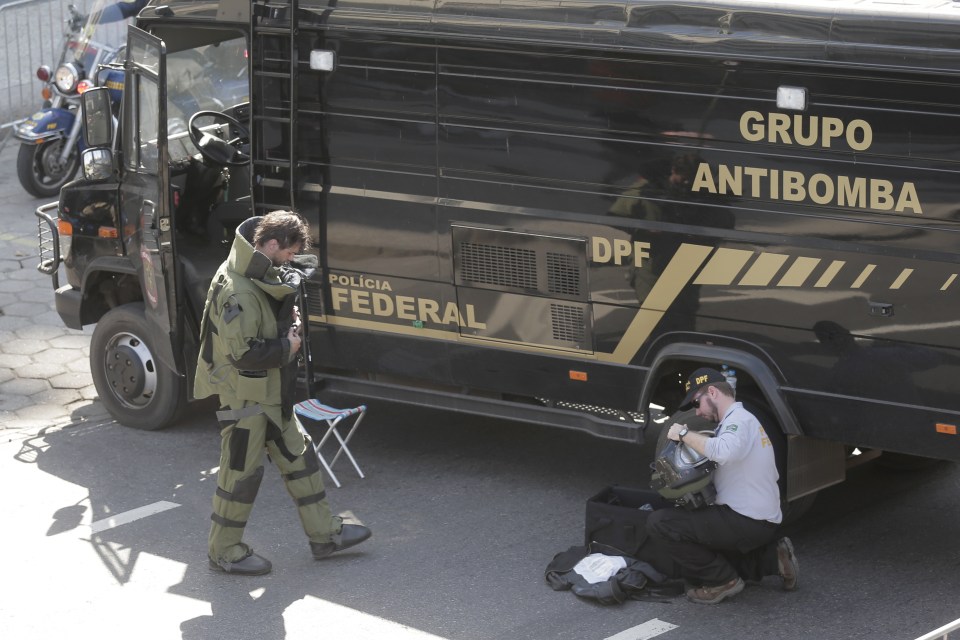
[0,141,109,432]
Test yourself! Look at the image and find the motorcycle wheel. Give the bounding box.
[16,139,80,199]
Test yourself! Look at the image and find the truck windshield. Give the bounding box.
[166,36,249,159]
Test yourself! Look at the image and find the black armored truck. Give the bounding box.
[37,0,960,514]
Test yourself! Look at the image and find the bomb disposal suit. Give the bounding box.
[195,217,337,564]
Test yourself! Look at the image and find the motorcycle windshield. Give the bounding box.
[67,0,134,71]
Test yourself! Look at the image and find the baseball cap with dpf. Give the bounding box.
[681,367,726,407]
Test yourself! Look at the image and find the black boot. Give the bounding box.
[209,550,272,575]
[311,524,372,560]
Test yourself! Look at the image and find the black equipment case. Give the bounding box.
[584,486,671,557]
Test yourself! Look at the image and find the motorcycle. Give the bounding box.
[13,1,126,198]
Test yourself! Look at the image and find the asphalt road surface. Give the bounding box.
[2,397,958,640]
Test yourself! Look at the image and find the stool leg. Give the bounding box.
[329,412,366,479]
[313,440,341,489]
[299,417,342,488]
[329,425,365,479]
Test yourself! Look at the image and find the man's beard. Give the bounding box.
[702,396,720,422]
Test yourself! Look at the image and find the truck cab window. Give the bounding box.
[123,36,162,174]
[166,37,249,161]
[137,76,160,174]
[164,36,250,256]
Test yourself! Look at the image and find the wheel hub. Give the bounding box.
[39,141,68,176]
[104,343,147,401]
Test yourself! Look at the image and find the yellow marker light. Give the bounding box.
[57,220,73,236]
[98,227,118,239]
[569,370,588,382]
[935,423,957,435]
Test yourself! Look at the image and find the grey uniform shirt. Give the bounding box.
[703,402,782,524]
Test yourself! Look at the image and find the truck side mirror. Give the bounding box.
[82,148,114,181]
[82,87,113,148]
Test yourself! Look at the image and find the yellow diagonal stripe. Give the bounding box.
[605,243,713,364]
[851,264,876,289]
[739,253,789,286]
[778,256,821,287]
[814,260,845,287]
[693,248,753,286]
[890,268,913,290]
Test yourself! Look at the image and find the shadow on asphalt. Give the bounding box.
[14,396,959,640]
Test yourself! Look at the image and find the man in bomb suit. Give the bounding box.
[196,211,371,575]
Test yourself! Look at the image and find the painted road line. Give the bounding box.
[605,618,678,640]
[286,595,449,639]
[89,501,180,534]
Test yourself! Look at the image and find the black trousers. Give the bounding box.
[645,504,780,586]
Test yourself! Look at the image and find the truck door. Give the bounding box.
[120,27,180,374]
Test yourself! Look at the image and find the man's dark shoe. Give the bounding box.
[686,577,744,604]
[777,537,799,591]
[208,551,272,575]
[311,524,372,560]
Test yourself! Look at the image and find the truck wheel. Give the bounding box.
[16,140,80,199]
[90,303,183,430]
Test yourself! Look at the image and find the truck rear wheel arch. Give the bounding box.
[642,343,801,437]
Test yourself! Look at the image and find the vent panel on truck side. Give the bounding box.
[452,225,592,352]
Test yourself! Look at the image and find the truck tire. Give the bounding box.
[90,303,183,430]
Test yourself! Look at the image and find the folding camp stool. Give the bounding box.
[293,400,368,488]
